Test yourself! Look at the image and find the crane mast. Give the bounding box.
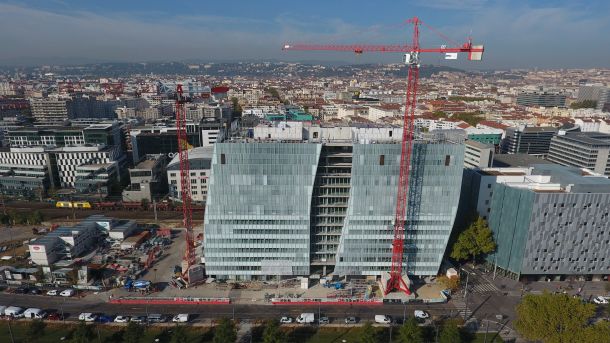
[175,84,196,279]
[283,17,484,296]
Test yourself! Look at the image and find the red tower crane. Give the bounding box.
[175,84,196,280]
[283,17,484,296]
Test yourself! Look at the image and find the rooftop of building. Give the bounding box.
[554,131,610,146]
[133,154,165,170]
[168,146,214,169]
[493,153,554,168]
[465,140,494,149]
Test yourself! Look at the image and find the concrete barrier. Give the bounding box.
[109,296,230,305]
[271,297,383,305]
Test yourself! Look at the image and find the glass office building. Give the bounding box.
[204,133,464,280]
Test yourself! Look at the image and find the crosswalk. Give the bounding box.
[452,300,473,319]
[468,282,500,294]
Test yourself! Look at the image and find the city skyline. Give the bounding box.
[0,0,609,69]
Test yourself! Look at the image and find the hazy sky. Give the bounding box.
[1,0,609,69]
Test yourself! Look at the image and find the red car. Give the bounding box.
[47,312,64,321]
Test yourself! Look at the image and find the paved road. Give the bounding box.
[0,293,461,323]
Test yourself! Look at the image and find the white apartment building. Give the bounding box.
[167,147,212,204]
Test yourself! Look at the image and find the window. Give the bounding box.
[379,155,385,166]
[389,130,393,137]
[487,183,492,189]
[444,155,451,166]
[221,153,226,164]
[313,132,319,139]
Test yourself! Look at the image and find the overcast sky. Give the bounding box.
[1,0,609,69]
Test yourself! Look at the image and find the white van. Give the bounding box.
[23,308,46,319]
[375,315,391,324]
[60,289,76,297]
[5,306,25,318]
[172,314,190,323]
[296,313,315,324]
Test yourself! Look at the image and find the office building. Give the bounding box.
[577,85,610,111]
[547,132,610,176]
[484,164,610,280]
[7,122,125,150]
[74,162,119,196]
[167,147,212,204]
[0,147,55,198]
[464,140,494,169]
[53,145,124,188]
[122,154,168,202]
[500,125,557,156]
[130,123,201,163]
[203,130,465,280]
[516,91,566,108]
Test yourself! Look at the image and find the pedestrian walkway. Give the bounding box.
[451,297,473,319]
[469,280,500,294]
[236,320,253,343]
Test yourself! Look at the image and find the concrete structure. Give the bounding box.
[483,165,610,279]
[547,132,610,176]
[464,140,494,169]
[122,154,168,202]
[501,125,558,156]
[29,221,101,266]
[516,91,566,108]
[0,147,55,198]
[167,147,212,204]
[203,130,465,280]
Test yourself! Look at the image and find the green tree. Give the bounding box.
[514,292,597,343]
[123,322,144,343]
[359,322,377,343]
[71,322,93,343]
[398,317,424,343]
[262,319,285,343]
[579,321,610,343]
[570,100,597,109]
[451,217,496,263]
[171,325,189,343]
[26,319,46,342]
[439,320,462,343]
[230,97,242,116]
[213,318,237,343]
[436,275,460,292]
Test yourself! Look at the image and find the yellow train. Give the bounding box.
[55,201,92,209]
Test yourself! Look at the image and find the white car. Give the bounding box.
[279,316,293,324]
[114,315,130,323]
[46,289,58,296]
[60,289,75,297]
[414,310,429,319]
[172,314,190,323]
[593,296,609,305]
[78,313,97,322]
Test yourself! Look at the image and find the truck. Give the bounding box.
[296,313,315,324]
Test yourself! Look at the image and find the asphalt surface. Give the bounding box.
[0,293,457,324]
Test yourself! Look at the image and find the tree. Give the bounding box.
[171,325,189,343]
[439,320,462,343]
[123,322,144,343]
[570,100,597,109]
[262,319,285,343]
[451,217,496,263]
[398,317,424,343]
[514,292,597,343]
[436,275,460,292]
[359,322,377,343]
[230,97,242,116]
[213,318,237,343]
[71,322,93,343]
[26,319,46,342]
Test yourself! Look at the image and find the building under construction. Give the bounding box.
[202,125,465,280]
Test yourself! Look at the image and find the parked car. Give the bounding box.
[46,289,59,296]
[374,315,392,324]
[47,312,64,321]
[279,316,293,324]
[345,317,357,324]
[97,315,114,323]
[60,289,75,297]
[414,310,429,319]
[318,316,330,325]
[14,286,29,294]
[29,288,41,295]
[5,306,24,318]
[78,313,98,322]
[147,314,166,323]
[130,316,147,323]
[172,314,190,323]
[114,315,130,323]
[593,296,609,304]
[23,308,46,319]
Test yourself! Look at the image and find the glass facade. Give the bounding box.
[334,142,465,276]
[204,137,465,279]
[203,143,321,280]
